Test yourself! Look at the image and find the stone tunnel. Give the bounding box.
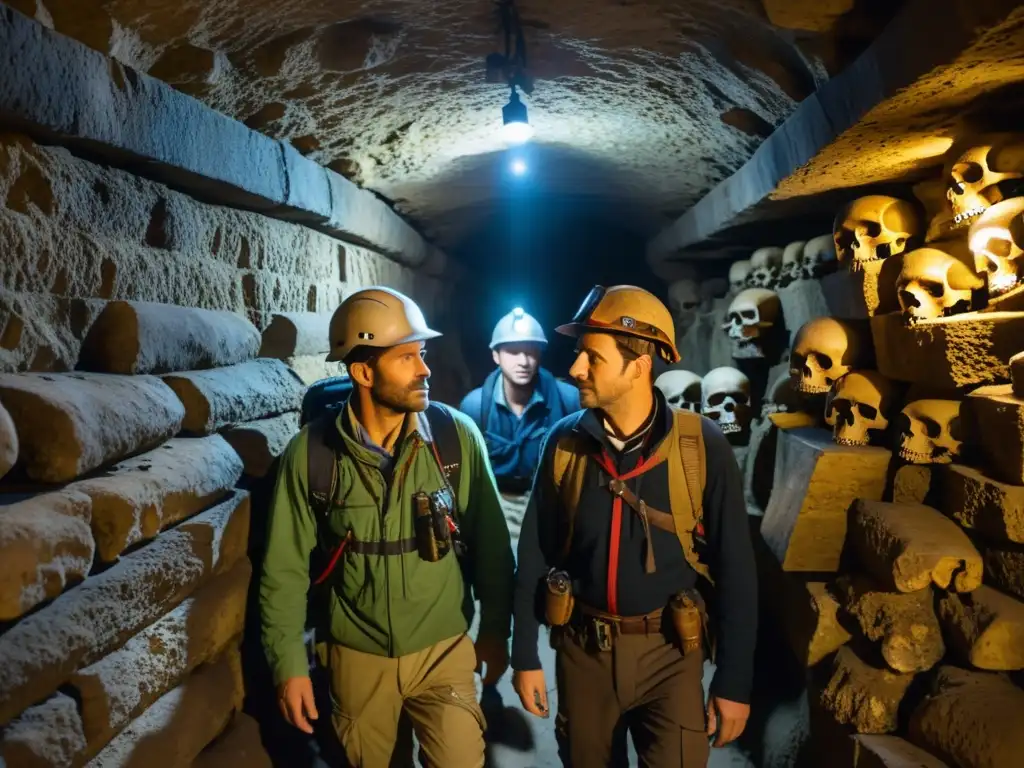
[2,0,1024,765]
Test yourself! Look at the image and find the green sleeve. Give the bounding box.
[455,414,515,641]
[259,429,318,685]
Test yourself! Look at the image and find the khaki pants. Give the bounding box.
[554,628,710,767]
[326,633,486,768]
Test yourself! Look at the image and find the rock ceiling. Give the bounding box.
[6,0,865,247]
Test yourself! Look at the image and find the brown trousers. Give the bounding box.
[554,627,710,767]
[325,633,486,767]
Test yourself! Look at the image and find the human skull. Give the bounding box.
[827,371,896,447]
[655,370,703,412]
[722,288,781,359]
[728,260,752,293]
[943,134,1024,228]
[668,279,701,331]
[778,241,806,288]
[968,196,1024,297]
[834,196,923,271]
[896,248,984,324]
[789,317,872,394]
[802,234,838,280]
[747,247,785,289]
[896,399,962,464]
[762,373,802,418]
[702,367,752,436]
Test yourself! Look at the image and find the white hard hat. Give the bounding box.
[326,287,441,362]
[489,307,547,350]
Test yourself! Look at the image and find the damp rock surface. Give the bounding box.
[849,499,983,594]
[819,645,915,734]
[162,358,305,434]
[221,411,300,478]
[835,575,944,674]
[0,489,94,621]
[0,371,185,483]
[67,435,244,561]
[908,666,1024,768]
[0,491,249,725]
[78,300,261,375]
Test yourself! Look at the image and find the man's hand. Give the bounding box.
[513,669,549,718]
[706,696,749,747]
[278,676,319,734]
[475,633,510,685]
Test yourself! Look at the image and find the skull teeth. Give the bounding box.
[718,423,741,434]
[952,207,987,227]
[834,436,869,447]
[898,447,951,464]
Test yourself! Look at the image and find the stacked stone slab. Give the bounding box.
[732,239,1024,764]
[0,300,289,765]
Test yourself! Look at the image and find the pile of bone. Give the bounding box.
[0,299,327,766]
[776,313,1024,766]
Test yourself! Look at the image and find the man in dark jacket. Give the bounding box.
[460,307,580,495]
[511,285,758,767]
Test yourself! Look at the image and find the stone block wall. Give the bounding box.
[0,126,453,765]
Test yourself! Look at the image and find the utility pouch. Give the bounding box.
[544,569,575,626]
[668,591,704,656]
[414,489,462,562]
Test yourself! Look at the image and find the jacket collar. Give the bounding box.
[575,387,672,452]
[336,396,434,465]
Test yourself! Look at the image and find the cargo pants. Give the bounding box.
[553,627,710,767]
[325,632,486,767]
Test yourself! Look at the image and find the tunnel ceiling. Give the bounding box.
[5,0,894,248]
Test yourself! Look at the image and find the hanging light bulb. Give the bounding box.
[501,87,533,145]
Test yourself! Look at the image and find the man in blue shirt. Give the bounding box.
[460,308,580,494]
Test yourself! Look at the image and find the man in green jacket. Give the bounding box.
[260,286,515,767]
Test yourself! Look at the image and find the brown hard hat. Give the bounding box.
[326,287,441,362]
[556,285,680,363]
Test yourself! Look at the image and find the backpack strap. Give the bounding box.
[306,408,343,523]
[550,416,591,564]
[667,407,712,585]
[426,402,463,514]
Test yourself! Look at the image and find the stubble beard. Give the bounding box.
[373,378,430,413]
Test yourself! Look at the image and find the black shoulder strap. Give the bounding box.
[306,409,342,522]
[427,402,463,514]
[480,371,499,435]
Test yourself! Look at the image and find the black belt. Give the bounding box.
[347,537,418,556]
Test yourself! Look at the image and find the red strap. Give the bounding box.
[312,536,348,586]
[593,450,654,615]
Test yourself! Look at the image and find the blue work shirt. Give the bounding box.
[459,368,579,492]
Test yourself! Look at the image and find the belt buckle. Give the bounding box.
[593,619,614,652]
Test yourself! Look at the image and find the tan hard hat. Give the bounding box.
[556,284,680,363]
[326,287,441,362]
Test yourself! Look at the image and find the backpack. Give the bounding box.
[300,376,464,583]
[550,406,712,585]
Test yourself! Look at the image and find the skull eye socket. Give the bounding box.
[740,310,757,320]
[857,403,878,420]
[956,162,985,185]
[812,353,834,370]
[987,238,1014,260]
[734,393,749,406]
[922,417,941,438]
[708,393,727,407]
[863,222,882,238]
[682,301,699,310]
[923,280,945,299]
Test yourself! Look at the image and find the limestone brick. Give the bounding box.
[849,499,983,594]
[939,463,1024,544]
[760,427,889,572]
[908,667,1024,768]
[0,371,185,483]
